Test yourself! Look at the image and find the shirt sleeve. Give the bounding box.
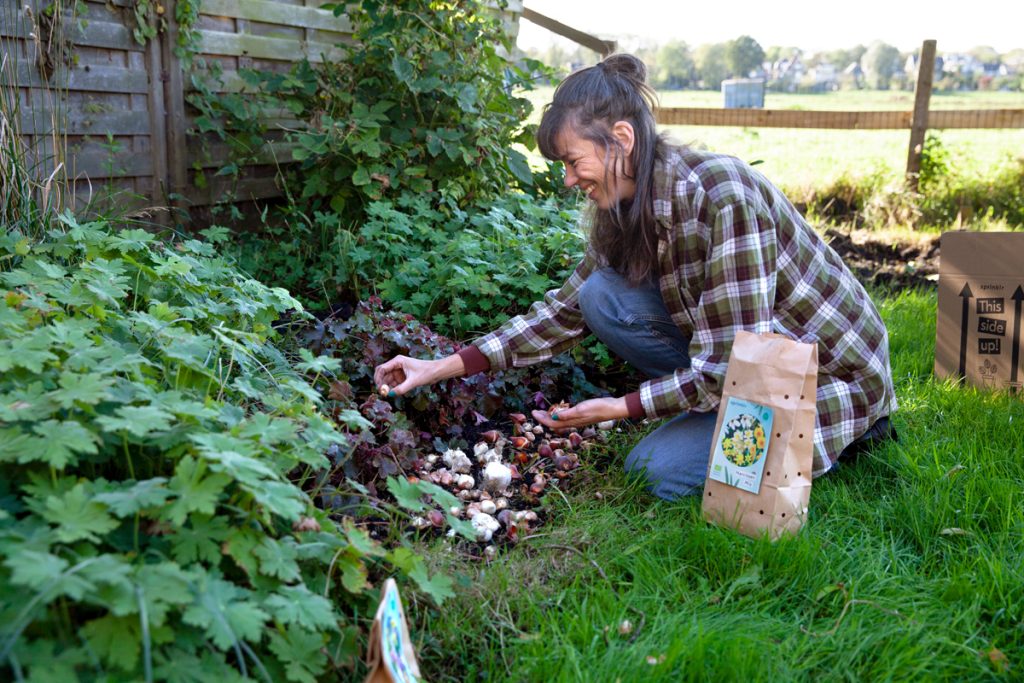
[639,196,777,417]
[468,249,599,371]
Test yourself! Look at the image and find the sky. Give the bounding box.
[517,0,1024,55]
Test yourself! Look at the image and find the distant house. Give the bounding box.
[941,53,983,76]
[807,62,838,90]
[981,62,1004,77]
[749,65,769,80]
[840,61,864,88]
[904,53,944,83]
[768,52,805,91]
[1003,54,1024,75]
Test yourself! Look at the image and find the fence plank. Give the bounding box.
[657,108,913,129]
[19,109,150,135]
[190,140,299,168]
[24,141,154,179]
[196,29,343,62]
[2,61,150,93]
[656,107,1024,130]
[928,109,1024,129]
[0,14,140,51]
[68,143,156,178]
[200,0,352,33]
[71,18,140,51]
[182,176,282,205]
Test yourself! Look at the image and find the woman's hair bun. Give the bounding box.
[600,53,648,84]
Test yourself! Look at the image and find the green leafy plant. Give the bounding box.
[264,0,548,212]
[916,134,1024,227]
[0,215,450,680]
[183,0,566,254]
[232,192,586,338]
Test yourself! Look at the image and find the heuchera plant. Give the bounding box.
[301,298,607,493]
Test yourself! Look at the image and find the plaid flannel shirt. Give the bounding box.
[467,145,897,475]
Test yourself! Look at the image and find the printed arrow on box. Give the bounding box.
[958,282,973,380]
[1011,286,1023,393]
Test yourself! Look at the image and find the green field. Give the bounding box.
[413,287,1024,682]
[520,87,1024,192]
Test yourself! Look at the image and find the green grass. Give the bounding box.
[409,287,1024,681]
[519,87,1024,194]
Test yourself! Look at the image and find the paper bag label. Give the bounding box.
[708,397,774,494]
[380,583,420,683]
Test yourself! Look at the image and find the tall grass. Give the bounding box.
[1,0,72,241]
[410,287,1023,682]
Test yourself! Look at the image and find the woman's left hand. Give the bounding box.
[531,397,630,433]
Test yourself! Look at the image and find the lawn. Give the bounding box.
[519,87,1024,193]
[410,285,1024,681]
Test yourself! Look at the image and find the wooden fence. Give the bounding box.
[655,41,1024,190]
[1,0,522,216]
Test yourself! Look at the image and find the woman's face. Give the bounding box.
[555,122,636,210]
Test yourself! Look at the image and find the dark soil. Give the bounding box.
[823,228,941,291]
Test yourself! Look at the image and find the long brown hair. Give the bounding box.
[537,54,665,286]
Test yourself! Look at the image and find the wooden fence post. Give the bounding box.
[161,0,189,221]
[520,8,616,57]
[906,39,937,191]
[146,3,168,225]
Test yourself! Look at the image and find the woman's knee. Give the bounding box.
[623,412,718,501]
[624,443,705,501]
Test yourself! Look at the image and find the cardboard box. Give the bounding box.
[935,232,1024,393]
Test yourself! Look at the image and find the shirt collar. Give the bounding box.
[652,144,679,233]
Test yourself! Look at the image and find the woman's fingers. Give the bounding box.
[532,406,589,431]
[375,356,434,396]
[531,398,622,433]
[374,356,408,392]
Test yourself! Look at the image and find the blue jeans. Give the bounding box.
[579,268,717,501]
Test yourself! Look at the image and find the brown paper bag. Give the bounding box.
[364,579,423,683]
[702,331,818,540]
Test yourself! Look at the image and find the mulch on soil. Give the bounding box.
[823,228,941,291]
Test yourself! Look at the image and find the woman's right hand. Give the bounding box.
[373,355,439,397]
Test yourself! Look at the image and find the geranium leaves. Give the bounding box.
[254,537,302,582]
[164,456,232,526]
[54,371,115,408]
[94,477,170,517]
[1,159,438,680]
[97,405,176,438]
[41,483,119,543]
[182,577,269,651]
[264,585,337,631]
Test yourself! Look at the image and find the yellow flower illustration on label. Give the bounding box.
[721,414,767,467]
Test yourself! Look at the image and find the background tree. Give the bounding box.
[695,42,730,89]
[968,45,1000,65]
[1003,48,1024,69]
[764,45,801,65]
[650,40,696,89]
[863,40,902,89]
[524,42,600,75]
[726,35,765,77]
[824,45,867,70]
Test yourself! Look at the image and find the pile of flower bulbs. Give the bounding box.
[408,408,612,559]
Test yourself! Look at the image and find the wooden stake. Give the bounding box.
[146,2,168,226]
[520,8,615,57]
[906,39,937,191]
[161,0,189,224]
